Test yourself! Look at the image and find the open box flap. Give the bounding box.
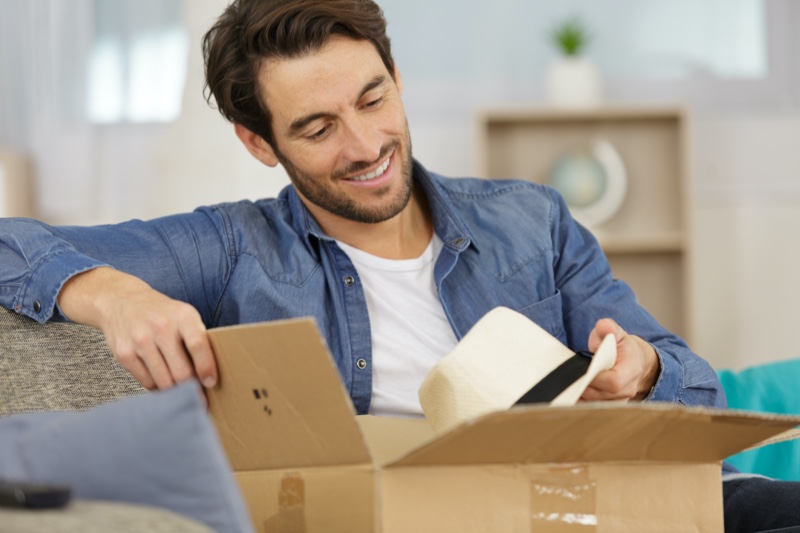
[207,318,371,471]
[742,426,800,451]
[389,402,800,467]
[356,415,436,467]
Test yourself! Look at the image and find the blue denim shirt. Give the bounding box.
[0,160,725,414]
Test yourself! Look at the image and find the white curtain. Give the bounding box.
[0,0,187,224]
[0,0,97,222]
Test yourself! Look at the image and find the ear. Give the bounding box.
[234,123,279,167]
[393,64,403,95]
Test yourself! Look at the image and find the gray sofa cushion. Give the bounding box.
[0,308,145,415]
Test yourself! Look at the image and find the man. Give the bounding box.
[0,0,797,530]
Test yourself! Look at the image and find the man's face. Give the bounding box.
[259,36,413,226]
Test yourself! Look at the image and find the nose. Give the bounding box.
[340,114,382,164]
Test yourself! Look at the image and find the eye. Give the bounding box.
[363,96,384,109]
[307,125,330,141]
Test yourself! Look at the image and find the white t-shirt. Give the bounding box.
[336,235,459,417]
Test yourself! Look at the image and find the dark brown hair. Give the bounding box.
[203,0,394,148]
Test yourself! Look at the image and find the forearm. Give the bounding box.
[0,212,229,325]
[58,267,151,328]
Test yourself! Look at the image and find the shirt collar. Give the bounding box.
[411,160,477,253]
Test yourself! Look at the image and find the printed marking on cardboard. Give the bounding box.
[252,388,273,416]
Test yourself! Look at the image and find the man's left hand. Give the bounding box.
[580,318,660,402]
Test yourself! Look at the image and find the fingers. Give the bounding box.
[106,301,217,392]
[584,372,640,401]
[113,334,179,391]
[581,372,636,402]
[582,321,660,402]
[587,318,623,352]
[115,347,157,390]
[179,320,218,388]
[58,268,217,392]
[583,318,638,401]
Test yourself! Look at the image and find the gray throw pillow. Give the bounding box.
[0,380,253,533]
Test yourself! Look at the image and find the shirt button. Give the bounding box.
[356,358,367,370]
[33,301,42,313]
[344,275,355,287]
[452,237,465,246]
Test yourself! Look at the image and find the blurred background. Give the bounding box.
[0,0,798,371]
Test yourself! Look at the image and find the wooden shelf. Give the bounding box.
[478,105,686,124]
[597,232,685,254]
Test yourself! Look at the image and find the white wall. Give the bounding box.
[691,112,800,370]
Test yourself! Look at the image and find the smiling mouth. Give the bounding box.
[348,154,391,182]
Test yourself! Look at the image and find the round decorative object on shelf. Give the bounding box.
[547,139,627,227]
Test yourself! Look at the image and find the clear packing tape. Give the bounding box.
[263,472,307,533]
[530,466,598,532]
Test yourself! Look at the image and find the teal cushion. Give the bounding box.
[718,359,800,481]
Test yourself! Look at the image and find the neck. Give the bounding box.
[311,185,433,260]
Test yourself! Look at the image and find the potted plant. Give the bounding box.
[543,16,603,107]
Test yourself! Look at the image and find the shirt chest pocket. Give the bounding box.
[512,290,566,342]
[452,270,566,343]
[480,250,566,341]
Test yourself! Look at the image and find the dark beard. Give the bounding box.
[274,136,414,224]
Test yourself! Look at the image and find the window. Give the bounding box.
[87,0,188,123]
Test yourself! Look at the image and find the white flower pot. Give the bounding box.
[543,56,603,108]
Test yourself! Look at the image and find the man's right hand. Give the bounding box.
[57,267,218,391]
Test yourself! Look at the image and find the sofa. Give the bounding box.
[0,307,252,532]
[0,307,145,416]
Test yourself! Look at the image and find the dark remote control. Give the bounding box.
[0,479,72,509]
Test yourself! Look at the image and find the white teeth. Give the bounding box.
[351,158,390,182]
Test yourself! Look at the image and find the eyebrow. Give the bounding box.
[288,75,387,135]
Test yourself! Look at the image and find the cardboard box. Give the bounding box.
[207,318,800,532]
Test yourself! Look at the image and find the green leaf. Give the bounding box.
[551,16,591,56]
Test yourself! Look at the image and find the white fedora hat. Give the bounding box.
[419,306,617,435]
